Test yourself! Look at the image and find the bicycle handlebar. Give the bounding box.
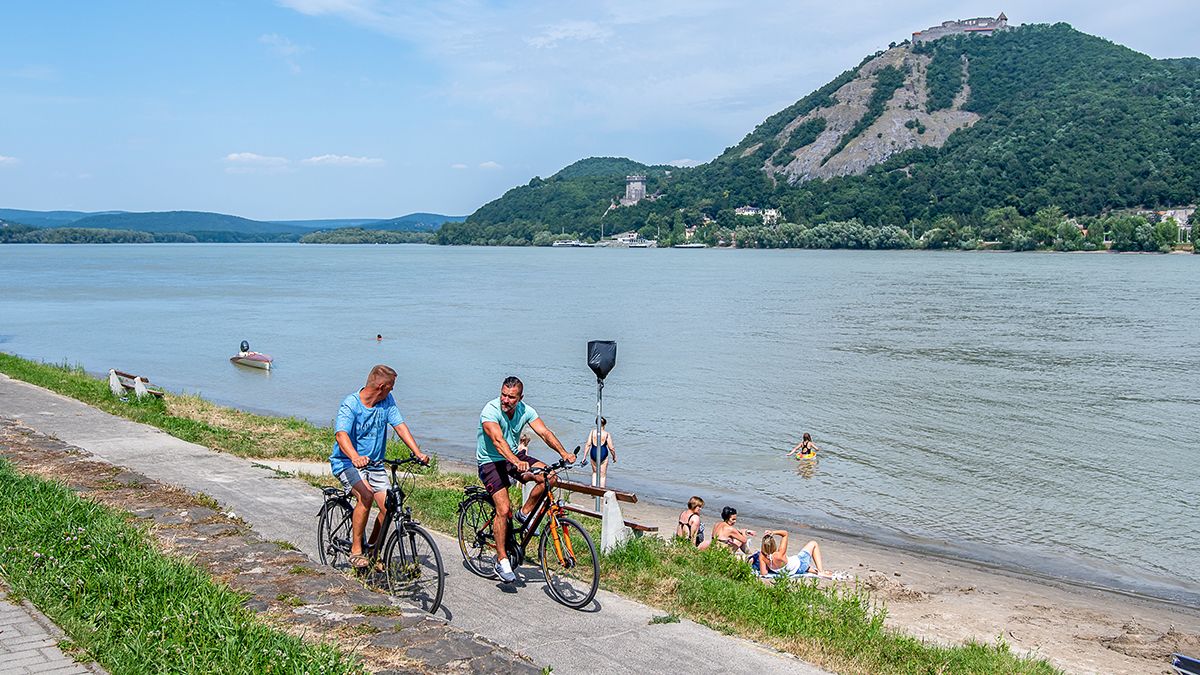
[527,458,574,476]
[383,456,430,468]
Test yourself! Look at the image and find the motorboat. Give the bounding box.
[230,340,273,370]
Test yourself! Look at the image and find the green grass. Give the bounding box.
[0,460,361,675]
[2,352,1059,674]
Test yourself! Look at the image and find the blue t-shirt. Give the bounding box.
[329,390,404,476]
[476,397,538,464]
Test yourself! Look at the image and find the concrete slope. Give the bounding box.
[0,374,824,675]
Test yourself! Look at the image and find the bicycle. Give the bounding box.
[316,456,445,614]
[456,457,599,610]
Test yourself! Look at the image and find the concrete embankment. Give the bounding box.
[0,373,823,675]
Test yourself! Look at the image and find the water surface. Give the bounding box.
[1,244,1196,603]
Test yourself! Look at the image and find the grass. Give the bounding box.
[1,352,1060,674]
[0,460,361,675]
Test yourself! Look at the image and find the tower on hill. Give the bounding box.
[620,174,647,206]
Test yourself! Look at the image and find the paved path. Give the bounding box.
[0,587,103,675]
[0,374,824,675]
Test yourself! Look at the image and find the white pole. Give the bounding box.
[594,378,603,512]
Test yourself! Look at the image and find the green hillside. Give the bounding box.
[68,211,312,234]
[362,212,466,232]
[447,23,1200,248]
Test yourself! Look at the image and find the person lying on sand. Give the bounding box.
[747,530,831,578]
[787,433,820,459]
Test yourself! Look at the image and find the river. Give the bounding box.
[1,243,1197,603]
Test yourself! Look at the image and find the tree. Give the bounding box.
[1154,218,1179,252]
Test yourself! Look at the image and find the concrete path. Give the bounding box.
[0,586,104,675]
[0,374,824,675]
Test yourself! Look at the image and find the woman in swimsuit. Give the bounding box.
[788,433,820,459]
[585,417,617,489]
[675,496,705,546]
[748,530,828,578]
[707,507,755,555]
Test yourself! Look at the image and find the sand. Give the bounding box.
[436,458,1200,674]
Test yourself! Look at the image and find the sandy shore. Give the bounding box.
[433,457,1200,674]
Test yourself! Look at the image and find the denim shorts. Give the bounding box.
[336,465,389,494]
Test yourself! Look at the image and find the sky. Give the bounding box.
[1,1,1198,220]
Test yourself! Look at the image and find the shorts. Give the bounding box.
[336,465,389,494]
[790,551,814,575]
[478,451,532,494]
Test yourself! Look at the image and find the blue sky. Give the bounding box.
[1,1,1197,220]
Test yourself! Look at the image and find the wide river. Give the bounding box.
[1,244,1197,603]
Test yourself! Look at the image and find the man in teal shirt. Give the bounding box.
[477,375,574,582]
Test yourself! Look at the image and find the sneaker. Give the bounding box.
[514,509,529,528]
[494,557,517,583]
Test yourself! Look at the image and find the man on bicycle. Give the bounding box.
[477,375,575,582]
[330,365,429,569]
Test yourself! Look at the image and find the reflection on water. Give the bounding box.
[1,244,1198,603]
[795,455,819,480]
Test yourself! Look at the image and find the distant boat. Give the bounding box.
[551,240,596,247]
[231,352,272,370]
[673,243,707,248]
[628,240,657,248]
[231,340,273,370]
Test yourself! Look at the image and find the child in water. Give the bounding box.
[787,433,820,459]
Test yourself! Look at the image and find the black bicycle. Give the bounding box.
[316,456,445,614]
[456,458,599,609]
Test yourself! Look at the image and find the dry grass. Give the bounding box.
[165,394,331,460]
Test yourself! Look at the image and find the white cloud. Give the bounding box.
[300,154,385,166]
[450,163,469,169]
[666,158,702,167]
[526,20,611,48]
[478,161,503,170]
[0,155,20,166]
[259,33,310,73]
[223,152,291,174]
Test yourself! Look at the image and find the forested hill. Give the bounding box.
[443,23,1200,245]
[68,211,312,234]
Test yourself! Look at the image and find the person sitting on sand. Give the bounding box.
[748,530,829,578]
[788,433,820,459]
[706,506,755,554]
[675,496,705,546]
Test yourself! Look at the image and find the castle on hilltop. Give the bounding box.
[620,175,647,206]
[912,13,1008,44]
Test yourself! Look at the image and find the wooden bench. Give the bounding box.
[560,503,659,535]
[108,369,165,399]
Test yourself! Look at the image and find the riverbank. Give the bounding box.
[5,355,1199,672]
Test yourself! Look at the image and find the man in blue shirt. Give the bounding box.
[478,375,575,582]
[330,364,429,568]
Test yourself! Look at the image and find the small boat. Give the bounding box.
[673,243,707,248]
[230,340,273,370]
[109,369,165,398]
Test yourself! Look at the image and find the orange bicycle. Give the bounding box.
[456,458,599,609]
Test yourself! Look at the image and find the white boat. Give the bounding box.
[551,240,596,247]
[230,340,273,370]
[673,243,707,248]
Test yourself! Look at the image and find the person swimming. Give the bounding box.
[787,433,820,459]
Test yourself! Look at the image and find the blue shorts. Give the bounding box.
[792,551,813,575]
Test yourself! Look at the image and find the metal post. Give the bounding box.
[594,377,604,512]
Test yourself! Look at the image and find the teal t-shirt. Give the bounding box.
[329,390,404,475]
[476,397,538,464]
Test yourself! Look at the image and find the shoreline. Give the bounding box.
[438,453,1200,672]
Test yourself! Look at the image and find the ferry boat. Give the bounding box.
[672,243,707,248]
[551,240,595,247]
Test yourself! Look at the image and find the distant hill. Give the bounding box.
[359,212,466,232]
[449,23,1200,246]
[68,211,313,234]
[269,218,384,229]
[0,209,121,228]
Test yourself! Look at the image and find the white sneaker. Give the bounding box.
[494,557,516,583]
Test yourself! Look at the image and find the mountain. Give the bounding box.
[446,23,1200,245]
[358,212,466,232]
[0,209,121,228]
[67,211,314,234]
[269,218,385,229]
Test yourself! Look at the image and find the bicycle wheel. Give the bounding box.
[316,498,353,569]
[539,516,599,609]
[383,524,445,614]
[457,496,499,578]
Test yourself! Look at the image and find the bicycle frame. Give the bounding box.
[504,468,578,568]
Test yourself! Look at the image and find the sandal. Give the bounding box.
[349,554,370,569]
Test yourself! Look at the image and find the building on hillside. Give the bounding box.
[912,13,1009,44]
[620,175,647,206]
[734,206,761,217]
[734,206,782,225]
[1156,207,1194,242]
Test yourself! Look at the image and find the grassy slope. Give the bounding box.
[0,461,360,675]
[0,353,1057,674]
